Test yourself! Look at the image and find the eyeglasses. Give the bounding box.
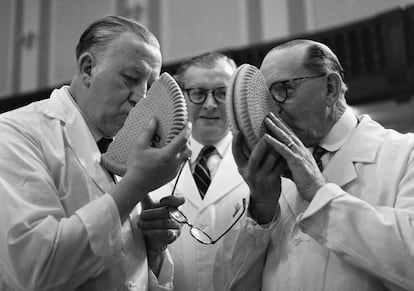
[167,161,246,245]
[269,73,326,104]
[183,87,227,104]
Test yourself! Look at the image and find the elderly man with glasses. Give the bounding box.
[147,52,249,291]
[214,39,414,291]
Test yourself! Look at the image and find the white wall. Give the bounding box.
[49,0,116,86]
[0,0,14,97]
[160,0,248,62]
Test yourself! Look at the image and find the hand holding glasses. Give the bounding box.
[167,161,246,245]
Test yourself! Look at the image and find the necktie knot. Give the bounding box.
[199,145,216,161]
[312,146,327,171]
[97,138,113,154]
[193,145,216,199]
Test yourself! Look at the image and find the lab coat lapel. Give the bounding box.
[176,162,201,207]
[323,116,382,187]
[45,88,114,195]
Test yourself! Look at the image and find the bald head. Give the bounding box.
[260,39,348,146]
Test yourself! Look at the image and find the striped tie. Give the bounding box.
[313,146,327,171]
[193,146,216,199]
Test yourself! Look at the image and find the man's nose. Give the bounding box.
[130,84,147,104]
[203,92,218,108]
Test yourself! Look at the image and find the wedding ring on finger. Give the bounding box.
[286,140,295,149]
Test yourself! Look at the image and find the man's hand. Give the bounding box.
[110,119,191,221]
[124,119,192,194]
[263,113,325,201]
[138,195,185,251]
[138,195,185,276]
[232,133,284,224]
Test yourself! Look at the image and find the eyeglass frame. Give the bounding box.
[167,161,246,245]
[183,87,227,104]
[269,73,327,104]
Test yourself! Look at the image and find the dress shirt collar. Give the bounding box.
[190,132,232,164]
[64,86,106,143]
[318,107,358,152]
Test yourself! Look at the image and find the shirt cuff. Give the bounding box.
[243,203,280,238]
[76,193,122,256]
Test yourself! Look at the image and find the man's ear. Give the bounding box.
[325,72,341,107]
[77,52,95,87]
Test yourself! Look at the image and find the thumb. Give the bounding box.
[141,194,158,210]
[232,133,249,168]
[137,118,158,148]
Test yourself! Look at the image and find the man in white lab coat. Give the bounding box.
[149,52,249,291]
[214,39,414,291]
[0,16,191,291]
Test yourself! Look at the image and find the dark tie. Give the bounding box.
[193,146,216,199]
[313,146,328,171]
[97,138,113,154]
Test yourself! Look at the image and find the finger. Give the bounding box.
[143,229,180,244]
[248,139,268,171]
[267,113,302,145]
[138,218,181,230]
[140,195,158,210]
[159,195,185,207]
[164,122,192,155]
[176,146,192,163]
[232,133,248,168]
[136,118,159,148]
[263,133,295,161]
[264,116,289,144]
[140,206,170,221]
[260,146,278,173]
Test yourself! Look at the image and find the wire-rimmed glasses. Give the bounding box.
[183,87,227,104]
[269,73,326,103]
[167,161,246,245]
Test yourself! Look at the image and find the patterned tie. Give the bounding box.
[313,146,328,171]
[193,146,216,199]
[97,138,113,154]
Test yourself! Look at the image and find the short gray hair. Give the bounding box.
[75,15,160,60]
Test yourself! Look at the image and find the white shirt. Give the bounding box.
[189,133,231,179]
[317,108,358,169]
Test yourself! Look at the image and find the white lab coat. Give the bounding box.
[150,136,249,291]
[214,115,414,291]
[0,86,173,291]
